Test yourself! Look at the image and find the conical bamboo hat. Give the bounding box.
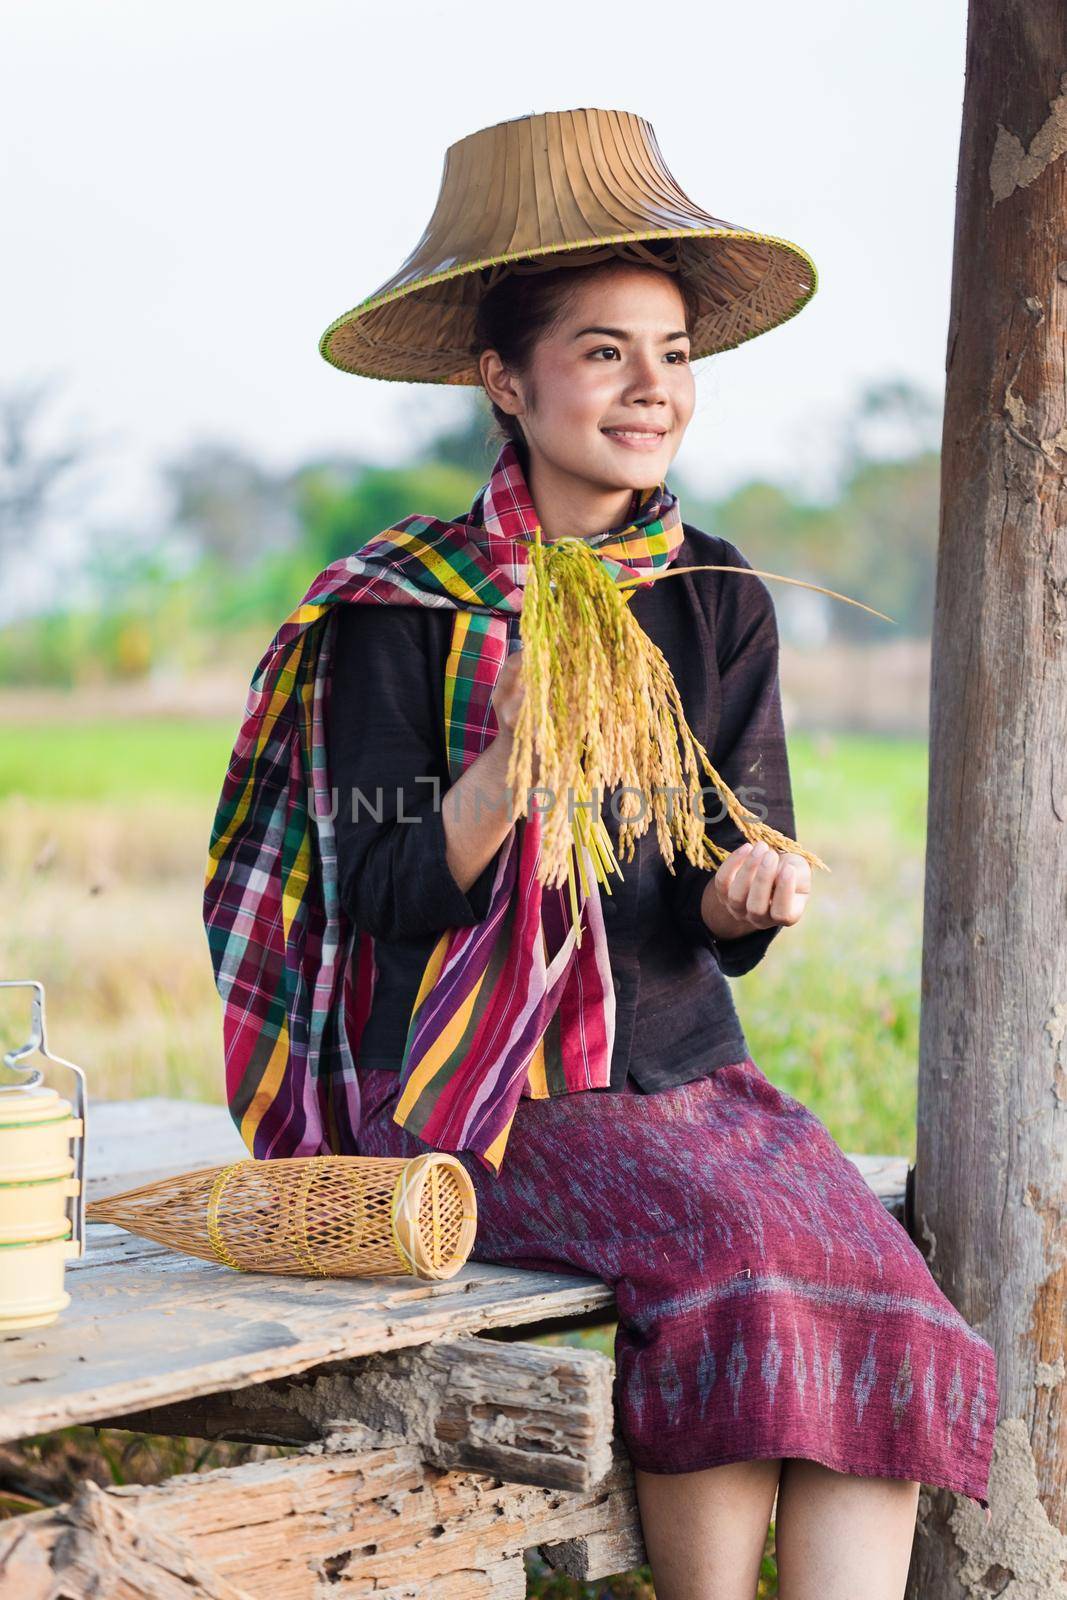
[319,106,818,385]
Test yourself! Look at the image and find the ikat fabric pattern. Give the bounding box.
[354,1058,997,1508]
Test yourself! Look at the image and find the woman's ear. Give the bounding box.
[479,348,521,419]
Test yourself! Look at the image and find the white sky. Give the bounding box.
[2,0,967,597]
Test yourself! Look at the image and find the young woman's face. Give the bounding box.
[493,264,696,494]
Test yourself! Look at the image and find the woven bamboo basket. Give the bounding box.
[86,1153,478,1281]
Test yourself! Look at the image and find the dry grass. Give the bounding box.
[0,794,225,1103]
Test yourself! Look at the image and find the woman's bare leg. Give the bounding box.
[633,1458,782,1600]
[774,1458,920,1600]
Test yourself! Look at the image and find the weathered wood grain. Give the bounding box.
[85,1097,247,1202]
[92,1334,617,1492]
[910,0,1067,1586]
[0,1227,613,1444]
[0,1438,646,1599]
[0,1484,252,1599]
[540,1525,649,1584]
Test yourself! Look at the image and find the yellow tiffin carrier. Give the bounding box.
[88,1150,478,1282]
[0,980,88,1333]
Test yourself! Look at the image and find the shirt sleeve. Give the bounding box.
[325,600,509,943]
[666,538,797,979]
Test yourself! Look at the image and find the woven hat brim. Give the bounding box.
[319,228,818,385]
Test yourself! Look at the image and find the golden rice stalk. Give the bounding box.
[504,529,864,936]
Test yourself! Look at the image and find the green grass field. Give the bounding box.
[0,720,928,1158]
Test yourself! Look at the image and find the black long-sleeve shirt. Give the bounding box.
[324,524,795,1094]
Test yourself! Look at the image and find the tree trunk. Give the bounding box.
[912,3,1067,1593]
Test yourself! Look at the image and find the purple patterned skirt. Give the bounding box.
[355,1058,997,1509]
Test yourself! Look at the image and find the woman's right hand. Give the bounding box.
[491,647,543,785]
[491,647,526,741]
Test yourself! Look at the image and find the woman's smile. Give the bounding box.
[601,426,670,451]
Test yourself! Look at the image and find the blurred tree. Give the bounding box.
[424,393,502,477]
[837,377,942,475]
[0,372,946,683]
[161,442,304,572]
[802,380,942,640]
[0,376,98,562]
[296,461,483,571]
[690,479,848,648]
[685,378,941,643]
[827,450,940,641]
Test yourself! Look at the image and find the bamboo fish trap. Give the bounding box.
[86,1152,478,1281]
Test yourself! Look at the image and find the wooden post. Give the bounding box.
[912,4,1067,1590]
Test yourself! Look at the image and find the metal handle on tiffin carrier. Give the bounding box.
[0,979,88,1257]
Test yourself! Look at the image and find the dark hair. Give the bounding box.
[469,247,701,455]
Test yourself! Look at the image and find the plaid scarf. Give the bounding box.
[203,440,683,1174]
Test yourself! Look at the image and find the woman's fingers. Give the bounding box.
[493,650,526,736]
[719,841,777,920]
[771,852,811,926]
[714,843,754,913]
[717,843,811,929]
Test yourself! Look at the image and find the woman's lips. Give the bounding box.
[601,428,668,452]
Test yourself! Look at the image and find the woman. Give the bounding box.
[206,109,997,1600]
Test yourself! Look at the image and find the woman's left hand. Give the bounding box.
[707,841,811,937]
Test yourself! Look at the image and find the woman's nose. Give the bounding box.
[624,357,670,399]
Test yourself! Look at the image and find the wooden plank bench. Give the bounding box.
[0,1097,911,1598]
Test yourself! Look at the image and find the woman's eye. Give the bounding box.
[589,346,690,364]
